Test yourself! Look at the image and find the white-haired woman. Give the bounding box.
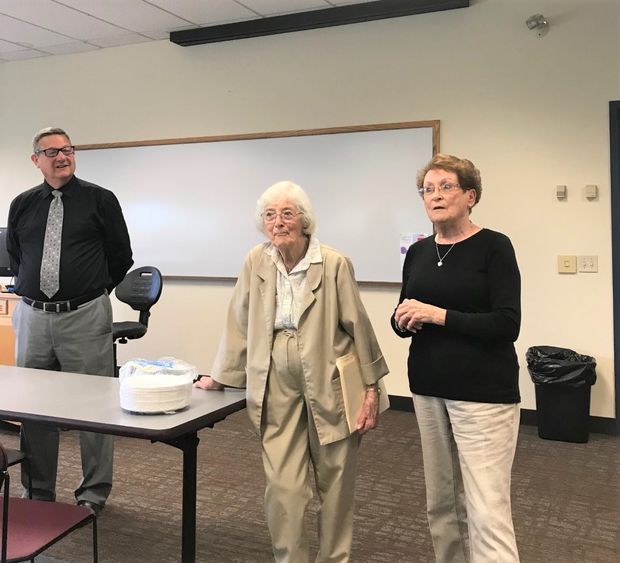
[196,181,389,562]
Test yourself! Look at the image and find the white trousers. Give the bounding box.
[413,394,520,563]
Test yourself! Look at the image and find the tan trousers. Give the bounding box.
[261,329,360,563]
[413,394,520,563]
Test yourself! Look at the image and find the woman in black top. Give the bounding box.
[391,154,521,563]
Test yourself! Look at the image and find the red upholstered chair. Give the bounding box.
[4,449,31,499]
[1,442,98,563]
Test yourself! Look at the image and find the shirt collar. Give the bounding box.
[265,235,322,273]
[304,235,322,265]
[39,175,77,198]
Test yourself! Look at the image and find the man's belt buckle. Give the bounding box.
[43,301,62,313]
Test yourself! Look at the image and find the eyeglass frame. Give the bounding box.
[34,145,75,158]
[417,182,469,197]
[261,208,304,222]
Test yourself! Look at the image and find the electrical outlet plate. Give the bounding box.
[557,255,577,274]
[578,255,598,273]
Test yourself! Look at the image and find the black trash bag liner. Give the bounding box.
[526,345,597,388]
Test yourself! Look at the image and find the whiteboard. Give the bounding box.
[76,123,436,283]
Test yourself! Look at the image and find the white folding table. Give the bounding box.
[0,364,246,562]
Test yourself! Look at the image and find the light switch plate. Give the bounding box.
[584,185,598,200]
[557,255,577,274]
[556,185,567,199]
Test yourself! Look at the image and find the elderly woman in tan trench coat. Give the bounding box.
[196,180,388,563]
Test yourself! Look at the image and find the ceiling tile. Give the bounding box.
[328,0,375,5]
[43,41,100,55]
[139,29,170,40]
[58,0,190,33]
[0,0,127,41]
[0,48,49,61]
[0,13,73,47]
[147,0,257,26]
[239,0,329,17]
[0,37,25,53]
[89,32,153,48]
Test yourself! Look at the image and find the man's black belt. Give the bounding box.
[22,290,105,313]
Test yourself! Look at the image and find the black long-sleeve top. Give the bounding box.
[7,175,134,301]
[391,228,521,404]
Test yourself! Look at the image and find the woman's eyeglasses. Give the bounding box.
[262,209,303,222]
[418,182,461,196]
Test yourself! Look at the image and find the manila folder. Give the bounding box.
[336,352,389,433]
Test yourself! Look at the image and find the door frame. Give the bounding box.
[609,100,620,433]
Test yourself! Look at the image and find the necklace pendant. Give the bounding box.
[435,241,455,268]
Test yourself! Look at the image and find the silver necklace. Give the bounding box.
[435,241,456,267]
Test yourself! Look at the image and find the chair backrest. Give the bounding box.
[114,266,163,327]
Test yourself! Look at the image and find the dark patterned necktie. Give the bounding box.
[40,190,64,298]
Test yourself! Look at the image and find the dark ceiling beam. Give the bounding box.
[170,0,469,47]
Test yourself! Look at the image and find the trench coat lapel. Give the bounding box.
[298,261,322,319]
[256,252,276,331]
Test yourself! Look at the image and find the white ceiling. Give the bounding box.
[0,0,375,63]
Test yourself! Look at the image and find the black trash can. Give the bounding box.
[526,346,597,443]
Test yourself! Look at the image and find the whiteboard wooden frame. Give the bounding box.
[77,121,440,152]
[76,121,439,285]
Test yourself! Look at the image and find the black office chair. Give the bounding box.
[112,266,163,376]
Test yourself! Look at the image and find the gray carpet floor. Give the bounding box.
[1,408,618,562]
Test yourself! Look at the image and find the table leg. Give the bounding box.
[164,431,200,562]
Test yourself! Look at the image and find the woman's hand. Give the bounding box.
[394,298,446,331]
[356,387,380,434]
[193,375,225,390]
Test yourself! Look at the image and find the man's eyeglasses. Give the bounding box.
[418,182,461,196]
[262,208,303,222]
[35,146,75,158]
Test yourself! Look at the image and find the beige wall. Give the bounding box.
[1,0,619,417]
